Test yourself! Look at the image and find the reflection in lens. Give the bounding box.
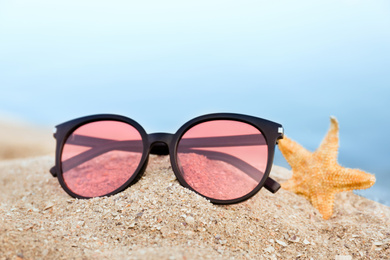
[61,121,143,197]
[177,120,268,201]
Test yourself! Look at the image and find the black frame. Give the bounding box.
[50,113,284,204]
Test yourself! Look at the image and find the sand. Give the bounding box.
[0,121,389,259]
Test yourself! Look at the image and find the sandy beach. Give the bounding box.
[0,121,389,259]
[0,119,53,160]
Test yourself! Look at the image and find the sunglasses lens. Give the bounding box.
[61,120,143,197]
[177,120,268,201]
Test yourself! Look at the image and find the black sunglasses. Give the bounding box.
[50,113,284,204]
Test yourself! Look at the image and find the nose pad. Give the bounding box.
[148,132,174,156]
[150,142,169,155]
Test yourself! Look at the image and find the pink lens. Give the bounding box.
[61,121,143,197]
[177,120,268,201]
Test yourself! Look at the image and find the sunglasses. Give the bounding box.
[50,113,284,204]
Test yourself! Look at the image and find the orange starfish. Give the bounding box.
[278,117,376,220]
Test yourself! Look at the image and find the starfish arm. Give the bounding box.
[278,136,312,170]
[314,117,339,164]
[328,166,376,193]
[310,192,335,220]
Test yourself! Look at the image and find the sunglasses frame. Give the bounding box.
[50,113,284,204]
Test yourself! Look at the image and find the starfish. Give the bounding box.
[278,117,376,220]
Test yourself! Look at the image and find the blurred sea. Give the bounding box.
[0,0,389,205]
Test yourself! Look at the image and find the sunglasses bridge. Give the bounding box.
[148,133,173,156]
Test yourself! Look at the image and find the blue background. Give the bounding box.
[1,0,389,205]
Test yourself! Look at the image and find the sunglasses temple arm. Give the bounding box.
[264,177,281,193]
[179,134,266,147]
[59,140,142,173]
[66,134,266,149]
[50,166,57,177]
[59,143,260,178]
[54,134,265,173]
[180,148,281,193]
[64,134,142,148]
[56,135,281,193]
